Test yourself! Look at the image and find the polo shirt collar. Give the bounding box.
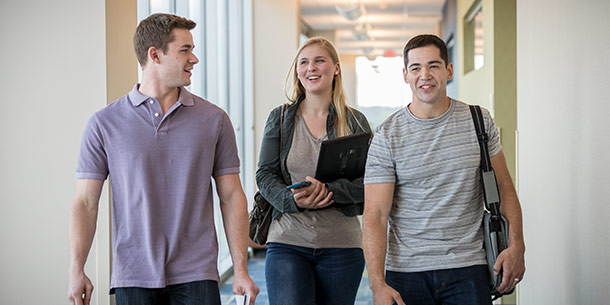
[128,84,194,107]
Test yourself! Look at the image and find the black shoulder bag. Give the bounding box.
[469,105,515,300]
[249,104,287,245]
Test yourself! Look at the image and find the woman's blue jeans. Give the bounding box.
[265,242,365,305]
[386,265,492,305]
[114,280,220,305]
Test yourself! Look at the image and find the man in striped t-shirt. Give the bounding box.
[362,34,525,305]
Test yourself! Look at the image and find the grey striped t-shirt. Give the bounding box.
[364,99,501,272]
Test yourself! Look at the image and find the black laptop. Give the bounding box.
[314,132,372,182]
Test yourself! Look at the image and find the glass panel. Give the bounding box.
[473,9,484,70]
[463,0,483,73]
[355,56,412,130]
[150,0,174,13]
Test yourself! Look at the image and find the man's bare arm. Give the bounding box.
[363,183,405,305]
[491,151,525,292]
[68,179,104,305]
[215,173,259,304]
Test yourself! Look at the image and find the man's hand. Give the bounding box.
[372,283,405,305]
[494,243,525,293]
[231,273,260,305]
[67,271,94,305]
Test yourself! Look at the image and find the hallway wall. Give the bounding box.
[0,0,109,304]
[253,0,299,170]
[516,0,610,304]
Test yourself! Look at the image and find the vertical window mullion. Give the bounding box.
[175,0,187,16]
[216,0,229,111]
[188,0,205,97]
[242,0,255,203]
[205,0,218,104]
[228,0,244,183]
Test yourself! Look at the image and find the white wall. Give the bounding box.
[339,54,358,108]
[517,1,610,304]
[0,0,108,304]
[253,0,299,171]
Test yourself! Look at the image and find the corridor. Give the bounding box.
[219,250,373,305]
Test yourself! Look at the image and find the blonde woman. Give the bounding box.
[256,37,371,305]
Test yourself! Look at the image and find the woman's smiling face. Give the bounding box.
[296,43,340,96]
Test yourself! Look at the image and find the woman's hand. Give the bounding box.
[291,176,333,209]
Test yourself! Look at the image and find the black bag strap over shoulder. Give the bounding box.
[279,103,288,184]
[469,105,514,300]
[469,105,501,216]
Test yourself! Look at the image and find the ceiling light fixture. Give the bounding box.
[335,1,363,20]
[352,22,369,40]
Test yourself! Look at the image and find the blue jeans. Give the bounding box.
[265,242,365,305]
[114,280,221,305]
[386,265,492,305]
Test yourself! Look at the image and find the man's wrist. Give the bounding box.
[69,261,85,275]
[232,263,250,278]
[368,275,388,292]
[509,241,526,253]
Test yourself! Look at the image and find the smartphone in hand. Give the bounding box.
[286,181,312,190]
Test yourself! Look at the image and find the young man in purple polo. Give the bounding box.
[68,13,258,305]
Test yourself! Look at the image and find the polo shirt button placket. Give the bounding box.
[155,110,169,136]
[149,99,164,134]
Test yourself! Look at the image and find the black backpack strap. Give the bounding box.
[469,105,501,216]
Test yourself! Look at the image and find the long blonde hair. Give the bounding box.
[284,37,357,137]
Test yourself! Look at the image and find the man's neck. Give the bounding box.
[138,77,180,114]
[408,96,451,119]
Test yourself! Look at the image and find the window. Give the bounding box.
[355,55,411,129]
[464,0,484,73]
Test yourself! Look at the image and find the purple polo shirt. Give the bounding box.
[76,84,240,291]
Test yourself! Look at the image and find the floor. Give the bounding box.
[219,249,373,305]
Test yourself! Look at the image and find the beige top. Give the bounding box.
[267,108,362,248]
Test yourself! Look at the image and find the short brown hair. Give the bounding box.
[403,34,449,68]
[133,13,196,67]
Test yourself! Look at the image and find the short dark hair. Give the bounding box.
[133,13,196,67]
[403,34,449,68]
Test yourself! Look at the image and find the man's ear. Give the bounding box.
[148,46,161,64]
[446,62,454,81]
[403,67,409,84]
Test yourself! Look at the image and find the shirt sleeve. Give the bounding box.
[212,111,240,177]
[76,114,109,181]
[364,128,397,185]
[483,108,502,157]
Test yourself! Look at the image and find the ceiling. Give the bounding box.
[300,0,446,57]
